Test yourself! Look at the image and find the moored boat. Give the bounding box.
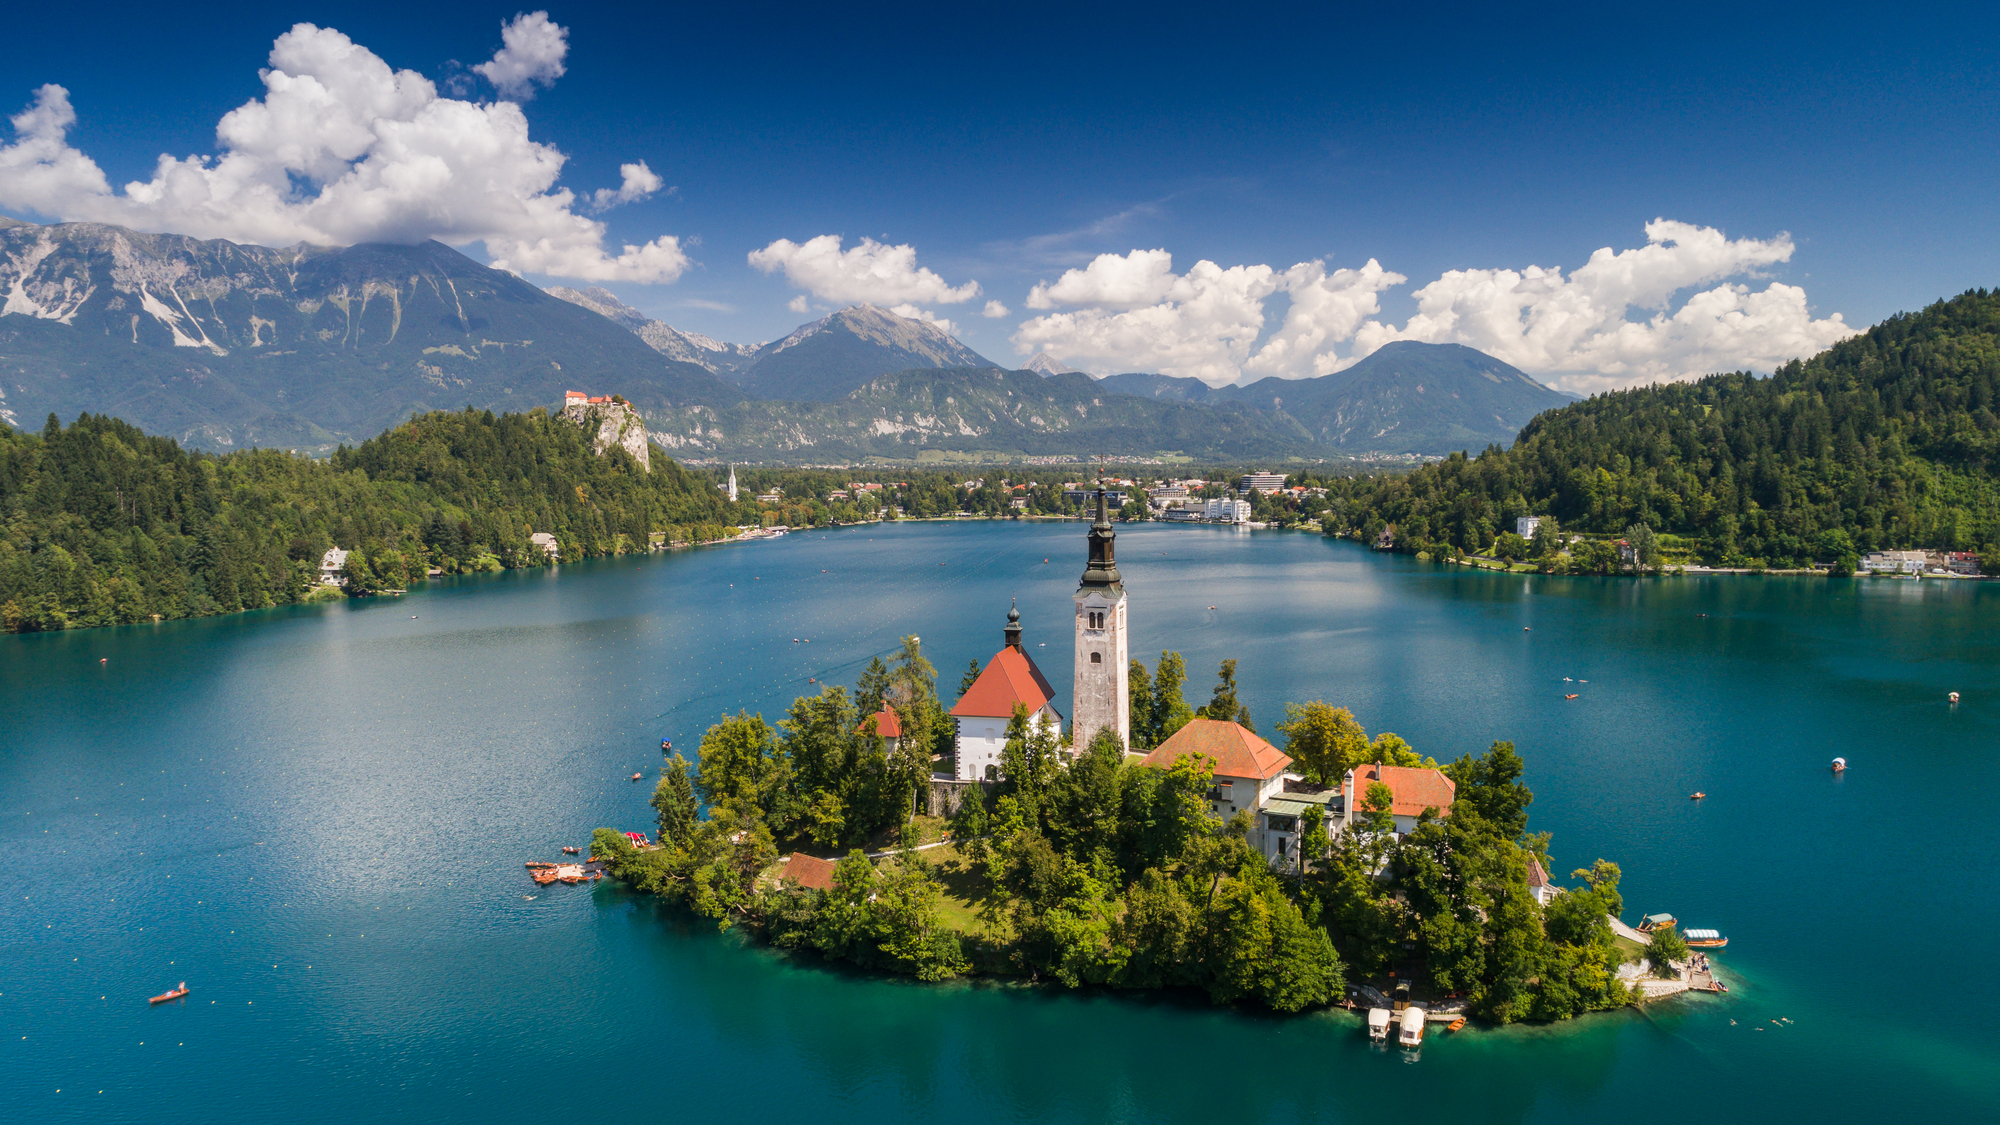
[149,982,189,1004]
[1397,1006,1426,1047]
[1637,913,1676,933]
[1448,1017,1467,1032]
[1684,928,1729,949]
[1367,1007,1392,1040]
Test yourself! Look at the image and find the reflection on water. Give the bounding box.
[3,521,1997,1124]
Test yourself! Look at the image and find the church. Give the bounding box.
[949,486,1128,778]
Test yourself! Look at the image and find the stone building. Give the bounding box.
[1072,486,1130,753]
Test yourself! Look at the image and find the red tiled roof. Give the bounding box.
[1350,763,1456,818]
[782,853,837,891]
[1140,718,1292,781]
[1526,856,1549,888]
[950,646,1057,719]
[857,706,903,738]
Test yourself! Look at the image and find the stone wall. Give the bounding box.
[558,402,651,471]
[919,776,992,818]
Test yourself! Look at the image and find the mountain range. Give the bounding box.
[1,215,1573,459]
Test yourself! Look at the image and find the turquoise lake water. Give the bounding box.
[4,520,1997,1123]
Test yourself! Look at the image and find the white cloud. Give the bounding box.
[748,234,981,308]
[1012,222,1857,390]
[1011,249,1401,383]
[787,294,812,314]
[982,299,1009,318]
[588,161,664,211]
[0,23,688,283]
[889,304,957,336]
[1352,219,1856,392]
[473,11,568,100]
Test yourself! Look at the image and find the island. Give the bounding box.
[590,489,1717,1026]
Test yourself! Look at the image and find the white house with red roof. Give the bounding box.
[1339,761,1456,838]
[855,706,902,753]
[1141,718,1325,865]
[1526,856,1554,905]
[949,602,1062,781]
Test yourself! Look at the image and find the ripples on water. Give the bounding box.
[4,521,1996,1123]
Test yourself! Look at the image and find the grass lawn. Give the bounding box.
[880,843,991,935]
[1611,933,1647,963]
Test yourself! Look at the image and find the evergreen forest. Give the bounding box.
[1307,289,2000,566]
[0,408,740,632]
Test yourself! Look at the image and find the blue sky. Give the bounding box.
[3,2,1996,389]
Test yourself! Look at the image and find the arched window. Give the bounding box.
[1090,651,1102,664]
[984,764,998,781]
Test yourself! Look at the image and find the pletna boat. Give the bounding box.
[149,982,189,1004]
[1683,928,1729,949]
[1637,913,1676,933]
[1367,1007,1392,1040]
[562,846,580,855]
[1398,1006,1426,1048]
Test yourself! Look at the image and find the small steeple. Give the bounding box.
[1079,478,1121,591]
[1004,599,1023,651]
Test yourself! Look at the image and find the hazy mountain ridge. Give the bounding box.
[647,366,1315,461]
[544,286,760,376]
[0,218,741,452]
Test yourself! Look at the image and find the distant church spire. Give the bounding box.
[726,465,738,503]
[1005,599,1023,651]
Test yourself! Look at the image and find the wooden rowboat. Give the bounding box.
[1447,1017,1467,1032]
[149,982,189,1004]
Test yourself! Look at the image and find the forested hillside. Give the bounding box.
[1314,289,2000,566]
[0,409,738,632]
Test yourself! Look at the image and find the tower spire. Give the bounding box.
[1004,599,1023,651]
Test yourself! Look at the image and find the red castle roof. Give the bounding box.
[1349,762,1456,818]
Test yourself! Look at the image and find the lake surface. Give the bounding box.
[5,520,1997,1124]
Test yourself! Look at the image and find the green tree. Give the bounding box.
[1197,658,1253,730]
[1447,740,1533,841]
[1493,531,1529,561]
[1151,651,1195,742]
[1646,924,1690,977]
[650,753,698,845]
[1623,523,1660,568]
[1127,658,1156,749]
[1275,700,1369,785]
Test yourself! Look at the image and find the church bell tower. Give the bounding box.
[1072,483,1129,753]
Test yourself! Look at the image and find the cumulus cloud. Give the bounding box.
[1011,249,1400,384]
[889,303,957,335]
[473,11,568,100]
[787,294,812,314]
[749,235,981,309]
[982,299,1009,318]
[588,161,664,211]
[0,23,688,283]
[1352,219,1855,392]
[1012,222,1857,390]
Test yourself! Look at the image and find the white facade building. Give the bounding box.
[1205,499,1252,523]
[1516,516,1544,539]
[950,603,1063,781]
[318,547,349,586]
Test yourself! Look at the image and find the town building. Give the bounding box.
[949,603,1062,781]
[1064,488,1129,507]
[1516,516,1544,539]
[1204,498,1252,523]
[1947,551,1983,575]
[1238,471,1286,494]
[529,532,560,559]
[756,488,784,505]
[856,706,902,752]
[1861,550,1928,574]
[1072,487,1129,753]
[778,852,837,891]
[318,547,349,586]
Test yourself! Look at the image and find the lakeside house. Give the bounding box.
[1204,498,1252,523]
[1139,718,1304,865]
[949,603,1063,781]
[318,547,349,586]
[1516,516,1544,539]
[529,532,560,559]
[1340,761,1456,838]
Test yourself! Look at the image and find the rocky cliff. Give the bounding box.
[559,400,650,471]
